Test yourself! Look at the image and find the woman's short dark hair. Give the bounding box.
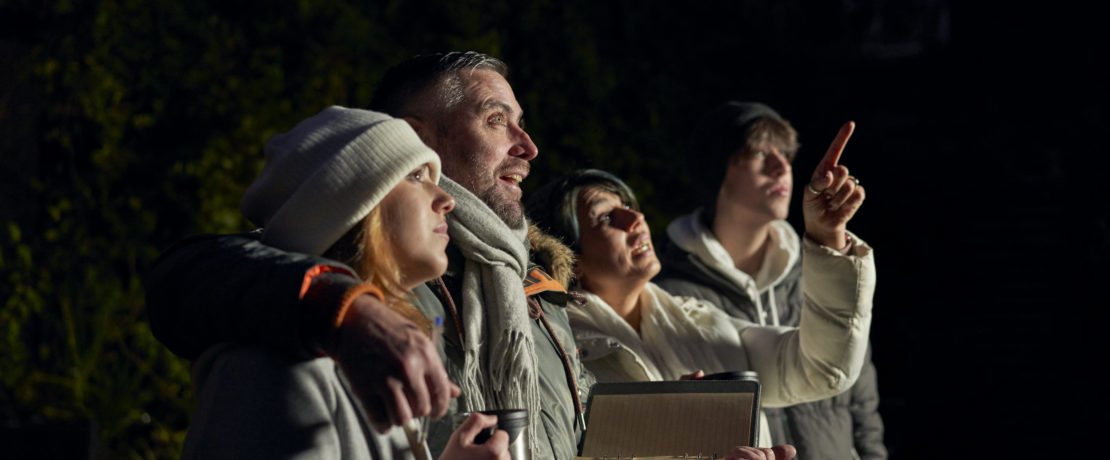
[525,169,638,251]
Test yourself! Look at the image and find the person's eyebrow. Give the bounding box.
[480,99,524,126]
[480,99,514,115]
[586,195,616,216]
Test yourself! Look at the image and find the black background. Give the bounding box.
[2,1,1106,458]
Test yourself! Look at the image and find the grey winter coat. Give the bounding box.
[183,344,421,460]
[147,229,592,460]
[416,228,594,460]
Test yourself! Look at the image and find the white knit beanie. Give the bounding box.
[241,106,441,256]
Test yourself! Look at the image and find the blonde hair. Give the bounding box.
[325,206,433,334]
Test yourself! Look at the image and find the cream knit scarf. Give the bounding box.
[439,178,541,451]
[571,283,748,381]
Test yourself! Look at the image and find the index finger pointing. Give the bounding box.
[821,121,856,168]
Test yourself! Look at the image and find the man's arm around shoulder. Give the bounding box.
[144,232,359,359]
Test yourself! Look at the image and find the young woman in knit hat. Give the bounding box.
[181,106,509,460]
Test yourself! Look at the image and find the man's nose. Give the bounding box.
[610,207,644,232]
[765,151,791,177]
[509,125,538,161]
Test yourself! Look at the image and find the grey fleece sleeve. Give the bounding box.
[851,346,887,460]
[144,233,361,359]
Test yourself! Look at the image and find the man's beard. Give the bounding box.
[447,150,527,230]
[475,183,525,229]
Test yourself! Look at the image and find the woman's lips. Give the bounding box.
[631,234,652,256]
[768,183,790,196]
[434,222,449,240]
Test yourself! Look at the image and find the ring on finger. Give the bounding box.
[850,176,860,186]
[806,183,822,194]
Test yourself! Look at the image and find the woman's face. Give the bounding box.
[378,163,456,289]
[574,186,661,291]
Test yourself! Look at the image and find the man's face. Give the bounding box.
[428,69,538,228]
[720,142,794,222]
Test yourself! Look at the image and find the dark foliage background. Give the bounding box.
[2,1,1105,458]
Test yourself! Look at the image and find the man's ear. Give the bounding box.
[403,116,436,148]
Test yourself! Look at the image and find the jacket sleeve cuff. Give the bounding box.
[801,230,876,318]
[298,267,369,356]
[802,231,873,258]
[328,283,386,352]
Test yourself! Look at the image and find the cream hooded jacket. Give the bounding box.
[568,216,876,447]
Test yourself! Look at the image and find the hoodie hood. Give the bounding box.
[665,209,800,326]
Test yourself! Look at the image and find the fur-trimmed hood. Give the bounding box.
[528,224,576,288]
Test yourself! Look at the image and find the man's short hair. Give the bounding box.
[367,51,509,118]
[688,101,800,207]
[526,169,640,251]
